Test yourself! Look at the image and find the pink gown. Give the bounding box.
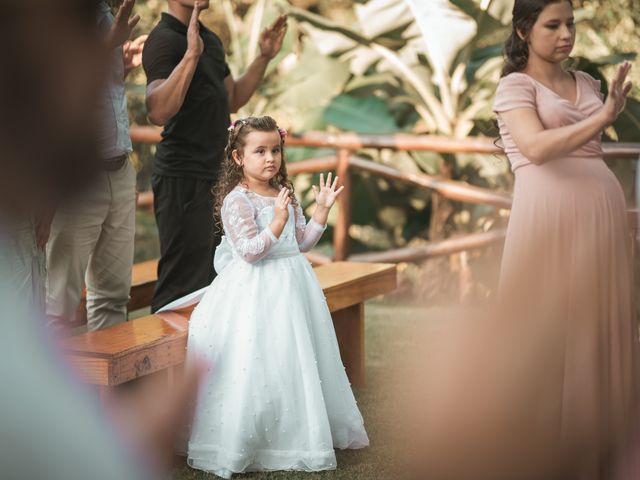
[493,71,640,478]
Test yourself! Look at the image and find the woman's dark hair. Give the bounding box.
[213,115,296,230]
[502,0,572,76]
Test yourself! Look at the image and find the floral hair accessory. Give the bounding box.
[277,127,288,142]
[228,119,246,132]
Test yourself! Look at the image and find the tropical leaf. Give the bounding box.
[303,23,360,56]
[404,0,477,77]
[284,4,371,45]
[272,45,350,102]
[344,72,402,93]
[355,0,414,39]
[342,46,383,75]
[323,94,401,133]
[267,39,351,130]
[450,0,514,36]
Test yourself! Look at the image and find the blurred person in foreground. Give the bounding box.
[0,2,201,478]
[392,1,640,479]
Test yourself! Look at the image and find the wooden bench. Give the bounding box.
[74,253,330,326]
[71,259,159,327]
[61,262,397,397]
[128,259,159,311]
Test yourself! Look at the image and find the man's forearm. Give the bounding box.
[146,52,200,125]
[228,55,270,112]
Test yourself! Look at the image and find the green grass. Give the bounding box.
[171,300,440,480]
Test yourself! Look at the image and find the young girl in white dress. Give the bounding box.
[159,115,369,478]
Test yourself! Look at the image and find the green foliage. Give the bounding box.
[324,95,402,133]
[127,0,640,269]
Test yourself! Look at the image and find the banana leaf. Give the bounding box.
[323,94,401,133]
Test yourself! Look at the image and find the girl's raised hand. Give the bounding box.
[312,172,345,209]
[273,187,291,222]
[602,61,633,125]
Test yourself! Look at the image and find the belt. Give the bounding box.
[103,153,128,171]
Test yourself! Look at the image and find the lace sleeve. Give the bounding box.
[221,191,278,263]
[293,198,326,253]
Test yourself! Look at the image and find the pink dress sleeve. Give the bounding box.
[576,70,604,101]
[293,197,326,253]
[493,73,537,113]
[221,190,278,263]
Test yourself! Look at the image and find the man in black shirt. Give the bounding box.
[142,0,286,311]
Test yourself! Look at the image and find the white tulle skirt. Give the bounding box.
[177,252,369,478]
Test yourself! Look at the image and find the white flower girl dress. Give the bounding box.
[159,186,369,478]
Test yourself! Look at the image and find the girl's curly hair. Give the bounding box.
[502,0,572,77]
[213,115,296,231]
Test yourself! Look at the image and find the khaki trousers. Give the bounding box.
[46,160,136,331]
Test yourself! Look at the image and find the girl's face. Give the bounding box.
[523,1,575,64]
[234,130,283,184]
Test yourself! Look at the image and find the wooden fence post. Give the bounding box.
[334,148,352,261]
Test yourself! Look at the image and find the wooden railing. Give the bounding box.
[130,125,640,264]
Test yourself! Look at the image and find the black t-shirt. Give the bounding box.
[142,12,231,180]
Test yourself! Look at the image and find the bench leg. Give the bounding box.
[331,303,365,387]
